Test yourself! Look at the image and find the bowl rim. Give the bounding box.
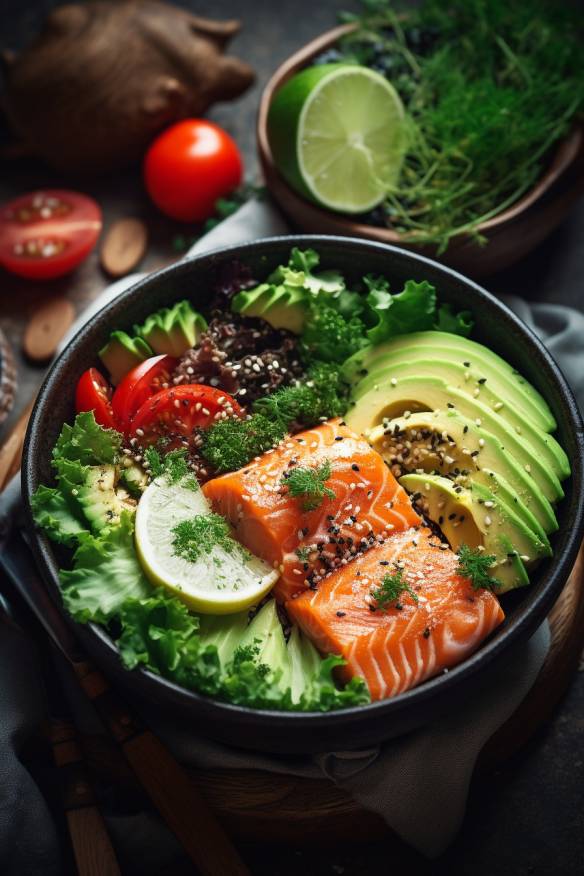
[21,234,584,729]
[256,22,583,239]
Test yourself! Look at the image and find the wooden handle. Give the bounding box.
[50,718,121,876]
[72,661,250,876]
[0,400,34,490]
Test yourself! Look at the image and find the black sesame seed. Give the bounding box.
[448,512,457,520]
[336,610,346,617]
[423,628,431,638]
[351,463,360,472]
[478,377,487,384]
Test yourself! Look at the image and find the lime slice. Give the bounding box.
[135,476,278,614]
[268,63,405,214]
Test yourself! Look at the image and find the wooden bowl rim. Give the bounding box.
[257,22,583,239]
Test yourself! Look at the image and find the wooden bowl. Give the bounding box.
[257,24,584,278]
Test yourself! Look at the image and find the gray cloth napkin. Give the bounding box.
[20,196,583,859]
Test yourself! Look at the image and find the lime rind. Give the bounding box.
[268,63,405,214]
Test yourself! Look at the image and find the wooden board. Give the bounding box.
[80,546,584,844]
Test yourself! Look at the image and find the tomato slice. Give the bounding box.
[0,190,102,280]
[111,355,178,434]
[130,385,243,451]
[75,368,116,430]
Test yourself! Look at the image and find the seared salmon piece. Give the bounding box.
[202,419,421,601]
[286,527,505,700]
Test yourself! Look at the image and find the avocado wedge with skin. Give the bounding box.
[400,473,550,591]
[342,331,555,431]
[367,410,558,535]
[346,376,566,499]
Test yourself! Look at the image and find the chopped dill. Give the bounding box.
[456,544,501,592]
[295,546,311,562]
[172,513,235,564]
[282,460,335,512]
[200,414,287,473]
[370,565,419,611]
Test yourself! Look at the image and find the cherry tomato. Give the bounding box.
[130,385,243,451]
[0,190,102,280]
[75,368,116,430]
[111,355,178,434]
[143,120,243,222]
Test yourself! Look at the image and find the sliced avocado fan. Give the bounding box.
[367,410,558,535]
[400,473,551,592]
[342,330,555,432]
[346,373,569,482]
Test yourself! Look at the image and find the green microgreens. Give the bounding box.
[282,460,335,512]
[370,564,419,611]
[456,544,501,592]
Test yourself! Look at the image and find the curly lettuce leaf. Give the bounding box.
[53,411,122,467]
[364,277,437,344]
[435,302,474,337]
[30,485,88,547]
[284,247,345,295]
[60,512,151,623]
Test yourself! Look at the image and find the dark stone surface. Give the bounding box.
[0,2,583,874]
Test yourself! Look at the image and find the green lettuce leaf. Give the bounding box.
[53,411,122,466]
[435,303,474,337]
[300,655,370,711]
[364,277,437,345]
[30,485,88,547]
[60,512,151,623]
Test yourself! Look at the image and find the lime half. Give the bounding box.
[268,63,405,214]
[135,476,278,614]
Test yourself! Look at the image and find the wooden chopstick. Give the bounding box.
[50,718,122,876]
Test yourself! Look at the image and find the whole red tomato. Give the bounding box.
[143,120,243,222]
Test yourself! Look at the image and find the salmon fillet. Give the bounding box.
[202,419,421,601]
[286,527,505,700]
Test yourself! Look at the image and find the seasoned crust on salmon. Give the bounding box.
[286,527,505,700]
[203,419,421,601]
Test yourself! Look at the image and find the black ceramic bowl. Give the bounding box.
[21,236,584,754]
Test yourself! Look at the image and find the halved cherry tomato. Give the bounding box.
[130,385,242,451]
[111,355,178,434]
[75,368,116,430]
[0,190,102,280]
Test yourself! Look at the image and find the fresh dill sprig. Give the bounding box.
[171,513,235,564]
[282,460,335,512]
[456,544,501,592]
[295,546,311,562]
[370,565,419,611]
[252,361,349,427]
[144,447,198,489]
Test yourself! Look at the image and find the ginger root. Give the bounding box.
[1,0,255,174]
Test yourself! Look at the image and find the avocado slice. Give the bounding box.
[343,331,555,431]
[76,464,137,531]
[352,357,563,461]
[232,282,308,333]
[134,300,207,357]
[367,410,558,534]
[400,473,550,591]
[99,331,153,385]
[198,610,250,668]
[240,600,291,690]
[346,375,567,496]
[472,468,550,548]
